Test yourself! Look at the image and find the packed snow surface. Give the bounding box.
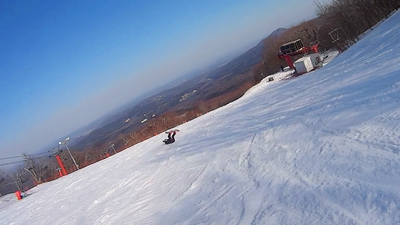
[1,10,400,225]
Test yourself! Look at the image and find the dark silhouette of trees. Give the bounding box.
[315,0,399,50]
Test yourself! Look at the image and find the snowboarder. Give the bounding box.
[163,130,178,144]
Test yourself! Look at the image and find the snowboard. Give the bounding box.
[165,129,180,134]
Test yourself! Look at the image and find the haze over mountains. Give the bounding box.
[61,28,287,151]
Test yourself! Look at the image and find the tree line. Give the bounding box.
[315,0,400,50]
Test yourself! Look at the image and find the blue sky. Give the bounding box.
[0,0,327,159]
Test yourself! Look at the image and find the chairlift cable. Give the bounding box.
[0,160,26,167]
[0,155,25,161]
[0,151,55,161]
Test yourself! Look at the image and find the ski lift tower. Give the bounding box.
[48,146,68,176]
[278,39,320,69]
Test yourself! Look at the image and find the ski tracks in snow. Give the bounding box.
[172,164,208,203]
[238,131,260,188]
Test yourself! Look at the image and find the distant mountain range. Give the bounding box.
[65,28,287,151]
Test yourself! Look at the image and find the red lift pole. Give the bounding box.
[279,54,295,69]
[55,154,68,176]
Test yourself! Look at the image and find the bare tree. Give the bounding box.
[162,116,171,129]
[147,122,157,136]
[85,153,93,164]
[95,148,108,159]
[23,154,42,184]
[12,168,28,191]
[120,135,130,146]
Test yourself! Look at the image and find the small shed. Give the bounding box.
[308,53,323,68]
[294,53,322,74]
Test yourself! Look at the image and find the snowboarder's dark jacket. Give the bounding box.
[163,138,175,144]
[163,131,177,144]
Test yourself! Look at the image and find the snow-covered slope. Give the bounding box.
[1,11,400,225]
